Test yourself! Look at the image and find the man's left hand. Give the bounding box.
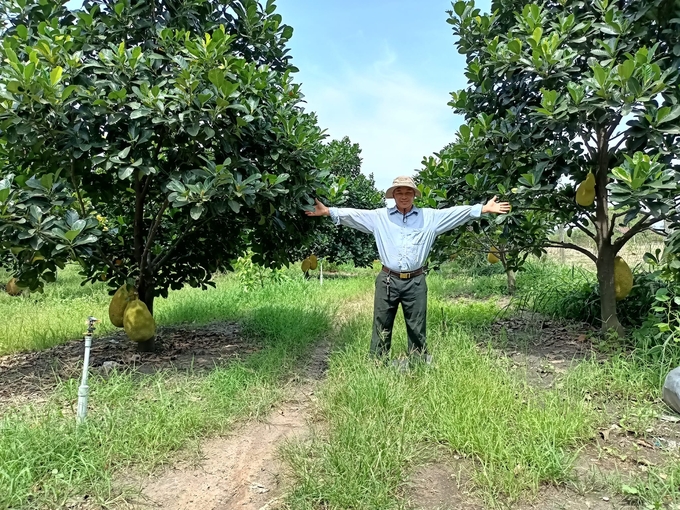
[482,196,512,214]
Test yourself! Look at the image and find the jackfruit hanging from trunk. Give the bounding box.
[614,256,633,300]
[123,299,156,342]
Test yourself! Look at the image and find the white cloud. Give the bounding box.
[297,48,462,193]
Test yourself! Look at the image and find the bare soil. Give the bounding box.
[406,455,637,510]
[0,322,252,406]
[114,340,331,510]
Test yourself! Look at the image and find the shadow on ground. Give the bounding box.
[0,322,253,405]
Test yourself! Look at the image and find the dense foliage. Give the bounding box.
[0,0,328,320]
[420,0,680,334]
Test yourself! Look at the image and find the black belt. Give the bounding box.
[381,265,424,279]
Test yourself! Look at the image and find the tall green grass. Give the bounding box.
[0,274,375,509]
[282,278,598,508]
[0,264,369,355]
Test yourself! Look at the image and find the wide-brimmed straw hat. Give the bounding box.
[385,176,422,199]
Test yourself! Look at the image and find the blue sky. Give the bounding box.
[66,0,492,192]
[276,0,491,192]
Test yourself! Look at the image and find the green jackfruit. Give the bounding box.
[109,284,135,328]
[487,247,500,264]
[309,254,318,270]
[614,256,633,301]
[584,172,595,188]
[301,258,311,272]
[123,299,156,342]
[5,278,22,296]
[575,172,596,207]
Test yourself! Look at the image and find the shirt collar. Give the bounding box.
[388,205,419,217]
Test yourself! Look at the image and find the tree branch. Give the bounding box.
[609,212,624,239]
[606,114,622,139]
[141,174,152,202]
[94,245,128,281]
[612,213,654,251]
[150,219,208,271]
[610,135,628,154]
[577,126,598,159]
[545,241,598,263]
[138,198,169,279]
[134,170,145,263]
[70,159,87,217]
[574,221,596,240]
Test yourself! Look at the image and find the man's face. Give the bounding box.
[393,187,415,210]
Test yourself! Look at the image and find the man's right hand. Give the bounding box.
[305,198,330,217]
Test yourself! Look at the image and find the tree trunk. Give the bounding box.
[594,127,624,337]
[136,280,156,352]
[596,247,624,336]
[506,268,516,295]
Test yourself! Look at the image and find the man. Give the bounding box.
[306,175,510,365]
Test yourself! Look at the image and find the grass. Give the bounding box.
[3,259,680,509]
[282,276,599,508]
[0,270,375,509]
[0,264,372,355]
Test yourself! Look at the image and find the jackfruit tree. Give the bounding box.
[421,0,680,335]
[295,136,384,268]
[0,0,329,348]
[420,142,554,295]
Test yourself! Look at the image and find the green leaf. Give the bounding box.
[61,85,77,100]
[611,166,630,183]
[72,219,86,232]
[118,166,134,180]
[208,69,224,87]
[657,105,680,125]
[453,1,466,16]
[64,229,80,242]
[465,173,476,187]
[531,27,543,44]
[50,66,63,86]
[627,77,642,96]
[4,45,18,65]
[130,109,150,119]
[24,62,35,82]
[166,180,185,193]
[16,24,28,39]
[593,66,607,87]
[617,60,635,81]
[190,204,204,220]
[6,81,21,94]
[228,200,241,213]
[114,2,124,16]
[118,146,131,159]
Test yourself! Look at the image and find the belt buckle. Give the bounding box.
[399,272,409,279]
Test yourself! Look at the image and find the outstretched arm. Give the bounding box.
[433,196,511,235]
[482,196,511,215]
[305,198,377,234]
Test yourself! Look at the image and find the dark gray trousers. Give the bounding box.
[371,271,428,357]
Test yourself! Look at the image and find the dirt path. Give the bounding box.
[123,340,330,510]
[117,291,376,510]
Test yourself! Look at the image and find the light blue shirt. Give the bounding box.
[329,204,483,272]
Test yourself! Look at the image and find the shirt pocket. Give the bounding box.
[406,229,427,245]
